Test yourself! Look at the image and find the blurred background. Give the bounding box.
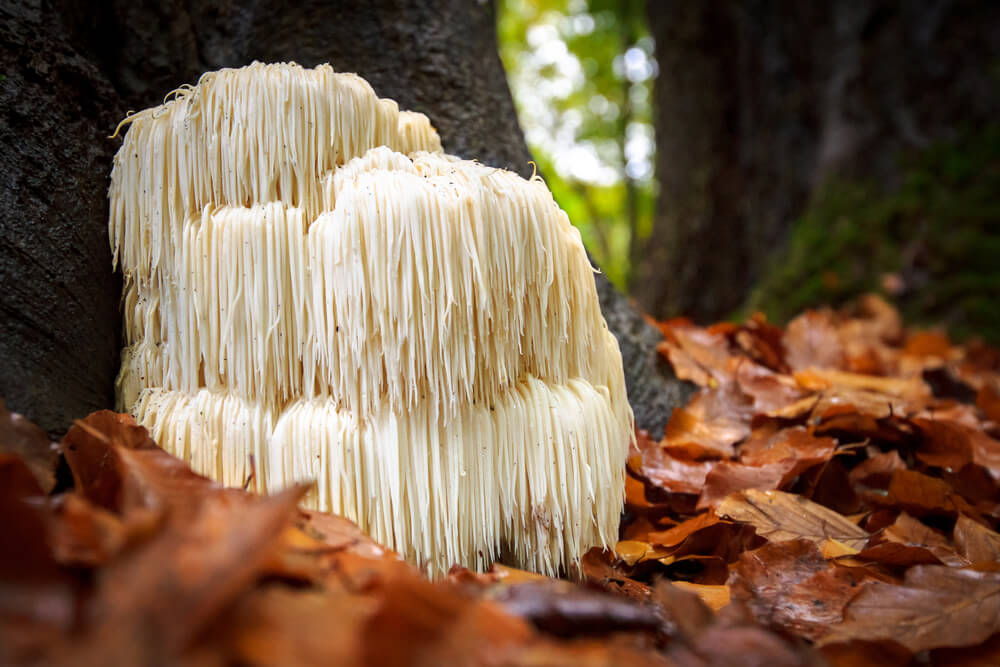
[498,0,999,341]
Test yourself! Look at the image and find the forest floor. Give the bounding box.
[3,294,1000,665]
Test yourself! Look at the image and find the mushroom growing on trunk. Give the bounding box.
[110,62,632,576]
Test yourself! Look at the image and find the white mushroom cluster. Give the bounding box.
[110,62,632,575]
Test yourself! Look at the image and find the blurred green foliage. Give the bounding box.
[748,125,1000,342]
[498,0,654,288]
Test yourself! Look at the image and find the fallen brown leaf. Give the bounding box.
[913,417,976,470]
[0,400,59,492]
[733,359,806,413]
[668,582,731,612]
[857,512,968,568]
[718,489,869,550]
[662,387,753,459]
[822,566,1000,653]
[657,324,734,387]
[783,309,847,372]
[794,368,930,404]
[871,469,978,518]
[739,425,837,473]
[637,446,713,495]
[954,515,1000,564]
[848,449,908,488]
[697,461,793,509]
[730,539,870,640]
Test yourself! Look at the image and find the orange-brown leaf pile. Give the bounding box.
[3,294,1000,665]
[593,295,1000,664]
[0,407,820,666]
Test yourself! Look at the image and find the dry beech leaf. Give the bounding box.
[718,489,869,550]
[733,314,789,373]
[820,539,860,559]
[848,450,907,487]
[732,359,806,413]
[697,461,793,510]
[954,515,1000,564]
[638,446,713,495]
[662,387,753,459]
[783,309,847,372]
[822,566,1000,653]
[739,425,837,473]
[856,512,968,568]
[645,512,723,549]
[657,324,734,387]
[912,418,975,470]
[793,368,930,403]
[613,540,669,566]
[0,400,59,492]
[669,581,731,611]
[871,469,978,518]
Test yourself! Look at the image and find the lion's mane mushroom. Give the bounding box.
[110,62,633,575]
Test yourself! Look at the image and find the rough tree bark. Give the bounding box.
[0,0,689,436]
[634,0,999,322]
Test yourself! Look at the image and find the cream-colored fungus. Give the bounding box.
[110,62,632,576]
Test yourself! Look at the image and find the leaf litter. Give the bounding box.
[2,294,1000,664]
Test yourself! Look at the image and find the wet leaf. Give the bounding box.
[730,540,870,640]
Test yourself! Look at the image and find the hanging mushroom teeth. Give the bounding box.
[110,61,633,576]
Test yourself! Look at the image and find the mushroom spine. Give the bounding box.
[110,62,633,576]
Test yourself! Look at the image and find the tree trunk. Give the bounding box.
[0,0,690,436]
[634,0,999,322]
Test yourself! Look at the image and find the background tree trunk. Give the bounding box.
[634,0,999,322]
[1,0,689,436]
